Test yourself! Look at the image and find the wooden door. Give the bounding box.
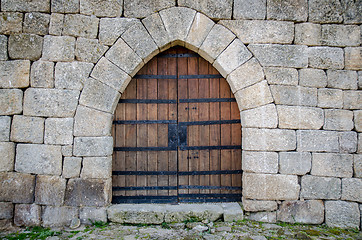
[112,47,242,203]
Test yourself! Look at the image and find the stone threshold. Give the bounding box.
[107,202,244,224]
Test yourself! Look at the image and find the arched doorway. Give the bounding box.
[112,47,241,203]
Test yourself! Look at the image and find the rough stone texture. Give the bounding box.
[327,70,358,90]
[355,111,362,132]
[51,0,79,13]
[74,106,112,137]
[312,153,353,178]
[309,0,343,23]
[1,0,50,12]
[8,34,43,61]
[14,204,41,226]
[24,88,79,117]
[75,38,108,63]
[235,81,273,111]
[222,203,244,222]
[64,178,111,207]
[55,61,93,90]
[0,89,23,115]
[80,207,107,224]
[344,90,362,110]
[80,0,122,17]
[0,60,30,88]
[0,172,35,203]
[247,211,276,223]
[61,145,73,157]
[270,85,317,107]
[73,137,113,157]
[299,68,327,88]
[185,12,214,52]
[243,173,300,200]
[277,106,324,129]
[354,155,362,177]
[15,144,62,175]
[42,35,75,62]
[10,115,44,143]
[42,206,78,227]
[35,175,66,206]
[279,152,311,175]
[342,178,362,202]
[0,13,23,35]
[359,133,362,153]
[63,157,82,178]
[0,35,7,60]
[268,0,307,21]
[345,47,362,70]
[248,44,308,68]
[339,131,358,153]
[240,104,278,128]
[308,47,344,70]
[242,151,278,173]
[44,118,73,145]
[179,0,232,19]
[342,0,362,24]
[318,88,343,109]
[0,142,15,171]
[233,0,266,20]
[297,130,339,152]
[0,202,13,219]
[23,12,50,36]
[99,18,137,46]
[30,61,54,88]
[242,199,277,212]
[108,204,165,224]
[143,13,171,51]
[63,14,99,39]
[49,13,64,35]
[325,201,360,229]
[277,200,324,224]
[321,25,360,47]
[324,109,353,130]
[265,67,298,86]
[295,23,321,46]
[81,157,112,179]
[301,175,341,200]
[124,0,175,18]
[0,116,11,141]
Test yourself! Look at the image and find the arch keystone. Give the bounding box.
[185,12,215,52]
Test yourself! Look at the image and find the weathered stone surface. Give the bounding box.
[42,206,78,227]
[324,109,353,130]
[51,0,79,13]
[81,157,112,179]
[240,104,277,128]
[354,154,362,177]
[61,145,73,157]
[124,0,175,18]
[343,90,362,110]
[355,111,362,132]
[243,173,299,200]
[0,35,7,60]
[73,137,113,157]
[345,47,362,70]
[74,106,112,137]
[295,23,321,46]
[143,13,171,51]
[325,201,360,229]
[277,106,324,130]
[44,118,73,145]
[297,130,339,152]
[267,0,307,21]
[99,18,137,46]
[15,144,62,175]
[321,25,360,47]
[8,34,43,60]
[0,12,23,35]
[108,204,165,224]
[0,172,35,203]
[65,178,111,207]
[222,203,244,222]
[235,81,273,111]
[270,85,317,107]
[1,0,50,12]
[23,13,50,35]
[318,88,343,108]
[179,0,232,19]
[233,0,266,20]
[24,88,79,117]
[14,204,41,226]
[301,175,341,199]
[277,200,324,224]
[80,207,107,224]
[327,70,358,90]
[42,35,75,62]
[309,0,343,23]
[312,153,353,178]
[265,67,298,86]
[35,175,66,206]
[0,142,15,171]
[0,202,13,219]
[359,133,362,153]
[342,0,362,24]
[49,13,64,35]
[63,157,82,178]
[0,60,30,88]
[342,178,362,202]
[55,61,93,90]
[10,115,44,143]
[247,211,276,223]
[242,198,277,212]
[75,38,108,63]
[248,44,308,68]
[0,116,11,141]
[339,131,357,153]
[80,0,122,17]
[359,71,362,89]
[242,151,278,173]
[279,152,311,175]
[185,13,214,52]
[63,14,99,39]
[0,89,23,115]
[30,61,54,88]
[299,68,327,88]
[308,47,344,69]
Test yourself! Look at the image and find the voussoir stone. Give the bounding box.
[299,68,327,88]
[185,12,214,52]
[279,152,311,175]
[295,23,322,46]
[55,61,94,90]
[312,153,353,178]
[14,204,41,227]
[297,130,339,152]
[30,61,54,88]
[51,0,79,13]
[63,157,82,178]
[0,116,11,141]
[233,0,266,20]
[0,13,23,35]
[42,206,78,227]
[8,34,43,61]
[270,85,317,107]
[23,12,50,36]
[73,136,113,157]
[75,38,109,63]
[35,175,66,206]
[0,142,15,172]
[308,47,344,69]
[318,88,343,108]
[0,172,35,203]
[44,118,74,145]
[124,0,175,18]
[267,0,307,21]
[0,89,23,115]
[242,151,278,173]
[345,47,362,70]
[10,115,44,143]
[240,104,278,128]
[342,178,362,203]
[81,157,112,179]
[0,202,13,219]
[277,106,324,130]
[179,0,232,19]
[99,18,138,46]
[143,13,171,51]
[277,200,324,224]
[235,81,273,111]
[80,0,122,17]
[42,35,75,62]
[1,0,50,12]
[0,60,30,88]
[301,175,341,199]
[325,201,360,229]
[309,0,343,23]
[242,198,277,212]
[265,67,298,86]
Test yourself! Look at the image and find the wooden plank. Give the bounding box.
[231,100,242,193]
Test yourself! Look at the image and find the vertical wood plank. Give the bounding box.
[231,100,242,193]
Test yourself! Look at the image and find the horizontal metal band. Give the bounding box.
[112,195,178,200]
[113,171,177,176]
[112,170,242,176]
[113,186,177,191]
[179,98,236,103]
[133,74,223,80]
[158,53,199,58]
[119,99,177,104]
[179,193,241,198]
[179,198,241,203]
[178,170,242,175]
[134,74,177,79]
[178,185,241,190]
[179,120,241,126]
[113,120,177,125]
[179,74,223,79]
[114,147,177,152]
[180,145,241,151]
[112,198,176,204]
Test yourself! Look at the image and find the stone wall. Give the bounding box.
[0,0,361,229]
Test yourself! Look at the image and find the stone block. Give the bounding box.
[242,198,277,212]
[297,130,339,152]
[75,38,108,63]
[14,204,41,226]
[247,211,276,223]
[0,202,13,219]
[143,13,171,51]
[42,35,75,62]
[0,35,7,61]
[213,39,252,76]
[295,23,322,46]
[179,0,232,19]
[324,109,353,131]
[277,106,324,130]
[359,133,362,153]
[124,0,175,18]
[15,144,62,175]
[308,47,344,69]
[279,152,311,175]
[233,0,266,20]
[265,67,298,86]
[30,61,54,88]
[327,70,358,90]
[99,18,137,46]
[63,14,99,39]
[345,47,362,70]
[108,204,165,224]
[240,104,278,128]
[73,137,113,157]
[10,115,44,144]
[267,0,307,21]
[0,89,23,115]
[35,175,66,206]
[312,153,353,178]
[63,157,82,178]
[51,0,79,13]
[0,172,35,203]
[1,0,50,12]
[321,25,360,47]
[0,13,23,35]
[61,145,73,157]
[42,206,78,227]
[301,175,341,199]
[243,173,299,200]
[355,111,362,132]
[80,0,122,17]
[270,85,317,107]
[227,58,264,93]
[248,44,308,68]
[342,0,362,24]
[44,118,73,145]
[0,60,30,88]
[342,178,362,202]
[339,131,358,153]
[185,13,214,52]
[359,71,362,89]
[55,61,93,90]
[318,88,343,109]
[354,155,362,177]
[0,116,11,141]
[242,151,278,173]
[325,201,360,229]
[277,200,324,224]
[309,0,343,23]
[0,142,15,171]
[74,105,113,137]
[80,207,107,224]
[8,34,43,61]
[81,157,112,179]
[24,88,79,117]
[222,203,244,222]
[49,13,64,35]
[65,178,111,207]
[299,68,327,88]
[23,12,50,35]
[343,90,362,110]
[235,81,273,111]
